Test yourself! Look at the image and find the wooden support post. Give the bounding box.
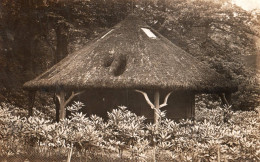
[28,91,36,117]
[219,93,230,107]
[225,92,232,105]
[135,89,172,125]
[190,93,195,119]
[154,90,160,126]
[55,90,85,121]
[57,90,66,120]
[53,93,60,122]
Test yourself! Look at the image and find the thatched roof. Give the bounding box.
[24,14,237,93]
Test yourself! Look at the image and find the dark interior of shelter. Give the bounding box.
[71,89,195,122]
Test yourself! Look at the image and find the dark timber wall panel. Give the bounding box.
[165,91,195,120]
[78,89,195,121]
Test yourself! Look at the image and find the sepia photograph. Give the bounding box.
[0,0,259,161]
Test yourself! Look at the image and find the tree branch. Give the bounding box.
[74,91,85,96]
[135,89,155,109]
[64,91,85,106]
[159,91,173,108]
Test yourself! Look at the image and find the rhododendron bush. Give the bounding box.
[0,102,259,161]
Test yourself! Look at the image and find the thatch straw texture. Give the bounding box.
[23,15,237,93]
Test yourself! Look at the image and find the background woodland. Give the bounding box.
[0,0,259,111]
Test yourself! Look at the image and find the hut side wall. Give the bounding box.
[164,91,195,120]
[77,89,195,121]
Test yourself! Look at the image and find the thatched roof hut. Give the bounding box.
[24,14,237,122]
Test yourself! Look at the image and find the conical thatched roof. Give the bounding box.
[24,14,237,93]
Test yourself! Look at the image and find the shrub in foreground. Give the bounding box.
[0,102,259,161]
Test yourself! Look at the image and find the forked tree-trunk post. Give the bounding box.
[53,93,60,122]
[28,90,36,117]
[219,92,231,107]
[154,90,160,126]
[56,90,66,120]
[225,92,232,105]
[55,90,85,121]
[135,89,172,127]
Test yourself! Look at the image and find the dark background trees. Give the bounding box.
[0,0,259,111]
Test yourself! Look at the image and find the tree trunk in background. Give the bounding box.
[55,25,68,63]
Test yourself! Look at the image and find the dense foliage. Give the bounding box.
[0,0,259,110]
[0,102,259,161]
